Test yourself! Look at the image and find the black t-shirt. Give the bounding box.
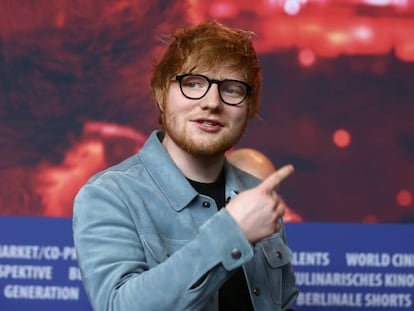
[188,170,254,310]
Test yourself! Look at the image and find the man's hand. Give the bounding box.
[226,164,294,243]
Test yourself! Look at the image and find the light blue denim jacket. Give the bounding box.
[73,130,298,311]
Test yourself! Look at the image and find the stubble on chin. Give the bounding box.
[163,116,248,157]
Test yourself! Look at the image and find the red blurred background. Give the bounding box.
[0,0,413,222]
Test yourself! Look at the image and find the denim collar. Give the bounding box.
[139,130,243,212]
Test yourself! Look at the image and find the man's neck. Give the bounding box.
[162,136,225,183]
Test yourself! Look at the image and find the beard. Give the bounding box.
[162,113,248,157]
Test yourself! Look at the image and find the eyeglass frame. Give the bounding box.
[173,73,252,106]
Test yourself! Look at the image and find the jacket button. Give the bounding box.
[231,249,242,259]
[276,250,283,259]
[253,287,260,296]
[202,201,210,208]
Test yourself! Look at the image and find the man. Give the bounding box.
[73,20,298,310]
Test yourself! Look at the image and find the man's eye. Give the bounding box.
[183,78,205,88]
[183,82,196,88]
[222,85,245,97]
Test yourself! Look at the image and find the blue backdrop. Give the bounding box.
[1,217,412,310]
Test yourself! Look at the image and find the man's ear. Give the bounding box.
[153,90,165,112]
[156,100,164,112]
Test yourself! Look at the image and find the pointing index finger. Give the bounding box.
[260,164,294,193]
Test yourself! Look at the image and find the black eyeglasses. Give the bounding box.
[174,74,251,106]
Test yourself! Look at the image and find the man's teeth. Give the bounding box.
[200,121,214,126]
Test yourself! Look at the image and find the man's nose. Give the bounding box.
[199,83,222,109]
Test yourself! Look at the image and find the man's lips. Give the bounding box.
[192,118,224,127]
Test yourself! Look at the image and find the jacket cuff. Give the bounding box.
[199,208,254,271]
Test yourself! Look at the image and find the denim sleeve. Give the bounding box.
[73,183,254,311]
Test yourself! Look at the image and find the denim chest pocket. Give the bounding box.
[141,233,189,266]
[257,234,293,305]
